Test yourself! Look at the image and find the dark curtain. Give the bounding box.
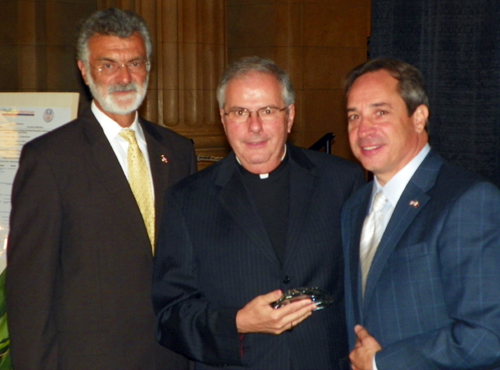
[370,0,500,186]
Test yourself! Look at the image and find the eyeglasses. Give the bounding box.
[224,106,287,123]
[90,60,151,75]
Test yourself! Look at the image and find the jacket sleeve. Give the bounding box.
[6,143,61,370]
[152,188,244,367]
[376,181,500,370]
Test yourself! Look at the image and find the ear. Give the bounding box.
[286,104,295,133]
[412,104,429,133]
[77,60,89,85]
[219,108,227,133]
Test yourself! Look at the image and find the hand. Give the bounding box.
[236,289,315,335]
[350,325,382,370]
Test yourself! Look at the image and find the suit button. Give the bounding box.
[283,276,291,284]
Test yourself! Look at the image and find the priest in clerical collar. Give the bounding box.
[152,55,365,370]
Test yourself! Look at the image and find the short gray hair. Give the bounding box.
[76,8,152,63]
[216,56,295,108]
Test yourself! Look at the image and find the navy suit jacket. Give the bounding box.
[7,108,196,370]
[153,144,365,369]
[342,149,500,369]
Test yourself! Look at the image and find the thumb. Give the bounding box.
[354,325,370,340]
[266,289,284,302]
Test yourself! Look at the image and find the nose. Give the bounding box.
[357,116,374,138]
[115,64,133,84]
[248,112,263,133]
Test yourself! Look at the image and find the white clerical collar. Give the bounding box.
[236,144,287,179]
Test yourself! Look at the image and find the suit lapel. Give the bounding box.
[362,151,443,310]
[141,120,171,238]
[347,185,372,323]
[216,154,280,268]
[284,148,316,265]
[82,111,152,256]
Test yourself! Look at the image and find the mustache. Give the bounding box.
[108,83,139,94]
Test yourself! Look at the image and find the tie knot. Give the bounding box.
[372,191,386,213]
[120,129,138,145]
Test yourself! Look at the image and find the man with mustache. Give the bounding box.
[6,8,195,370]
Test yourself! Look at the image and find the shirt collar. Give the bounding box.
[91,101,146,143]
[235,144,288,179]
[373,143,431,207]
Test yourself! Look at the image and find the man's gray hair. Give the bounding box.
[216,56,295,108]
[76,8,152,63]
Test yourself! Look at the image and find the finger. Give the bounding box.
[278,297,314,313]
[287,304,314,326]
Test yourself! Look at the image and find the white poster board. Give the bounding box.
[0,92,79,271]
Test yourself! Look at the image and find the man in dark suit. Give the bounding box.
[6,8,195,370]
[152,56,365,369]
[342,58,500,370]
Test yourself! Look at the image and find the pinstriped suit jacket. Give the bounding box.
[342,149,500,369]
[153,144,365,370]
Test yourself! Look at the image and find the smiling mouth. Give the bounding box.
[246,141,266,146]
[362,145,381,151]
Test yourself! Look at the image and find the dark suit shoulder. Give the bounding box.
[169,146,365,200]
[288,146,365,197]
[168,156,226,194]
[429,160,498,203]
[437,161,491,187]
[292,145,363,173]
[140,118,193,148]
[21,116,90,156]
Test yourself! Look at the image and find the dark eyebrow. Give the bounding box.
[347,101,393,114]
[371,102,392,109]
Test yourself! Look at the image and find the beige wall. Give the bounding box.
[227,0,371,161]
[0,0,370,164]
[0,0,95,101]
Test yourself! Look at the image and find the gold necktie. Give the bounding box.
[120,129,155,251]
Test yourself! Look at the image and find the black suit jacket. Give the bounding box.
[152,144,365,369]
[6,108,196,370]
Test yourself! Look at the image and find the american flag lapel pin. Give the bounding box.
[409,200,419,208]
[160,154,169,164]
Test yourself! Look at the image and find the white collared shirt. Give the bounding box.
[368,143,431,233]
[91,101,154,198]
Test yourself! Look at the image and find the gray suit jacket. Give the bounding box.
[153,144,365,369]
[6,108,196,370]
[343,150,500,369]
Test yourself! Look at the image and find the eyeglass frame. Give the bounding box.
[223,106,288,122]
[88,59,151,75]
